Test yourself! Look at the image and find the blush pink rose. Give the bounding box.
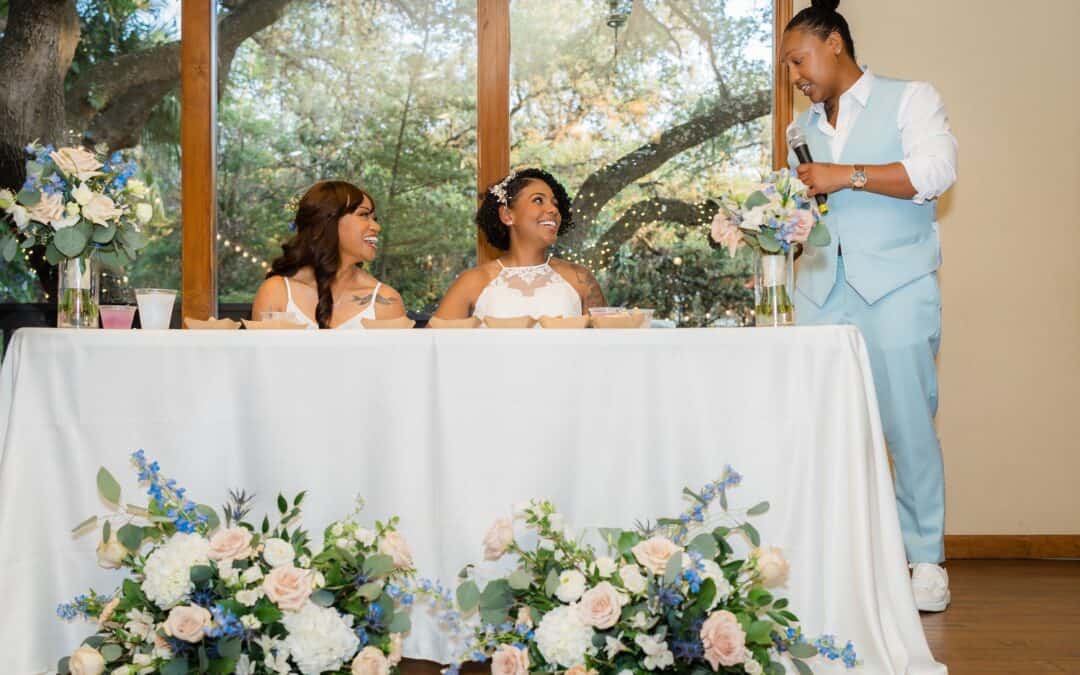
[710,211,743,258]
[788,209,815,244]
[351,646,390,675]
[631,536,682,575]
[700,610,747,670]
[576,581,626,629]
[378,531,414,568]
[163,605,211,643]
[565,666,597,675]
[207,527,254,562]
[483,517,514,560]
[262,565,313,611]
[491,644,529,675]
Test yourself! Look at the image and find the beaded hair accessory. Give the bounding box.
[489,170,518,206]
[283,191,301,231]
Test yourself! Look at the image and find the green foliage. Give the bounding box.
[5,0,772,317]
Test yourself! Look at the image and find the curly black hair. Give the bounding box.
[476,168,575,251]
[785,0,856,61]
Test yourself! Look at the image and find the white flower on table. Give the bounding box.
[141,533,210,609]
[262,537,295,568]
[555,569,587,603]
[282,602,360,675]
[634,632,675,670]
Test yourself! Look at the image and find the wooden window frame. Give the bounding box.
[180,0,793,309]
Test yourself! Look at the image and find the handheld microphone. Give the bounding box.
[786,126,828,215]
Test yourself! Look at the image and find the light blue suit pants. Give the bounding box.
[797,257,945,563]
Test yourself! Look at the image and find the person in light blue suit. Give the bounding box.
[780,0,958,612]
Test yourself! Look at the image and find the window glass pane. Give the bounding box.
[510,0,773,325]
[1,0,182,306]
[216,0,477,312]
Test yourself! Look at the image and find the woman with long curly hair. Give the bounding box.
[252,181,405,328]
[432,167,605,320]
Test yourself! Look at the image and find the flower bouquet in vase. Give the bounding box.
[710,170,830,327]
[0,143,155,327]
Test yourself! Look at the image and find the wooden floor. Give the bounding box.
[922,560,1080,673]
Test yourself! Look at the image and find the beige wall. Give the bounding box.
[792,0,1080,534]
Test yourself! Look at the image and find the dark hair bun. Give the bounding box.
[811,0,840,11]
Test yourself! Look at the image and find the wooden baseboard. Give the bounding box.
[945,535,1080,559]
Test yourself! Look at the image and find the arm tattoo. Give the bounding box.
[575,268,606,309]
[350,293,397,307]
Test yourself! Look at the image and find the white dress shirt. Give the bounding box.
[788,69,958,204]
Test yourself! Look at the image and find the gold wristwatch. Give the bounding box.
[850,165,868,190]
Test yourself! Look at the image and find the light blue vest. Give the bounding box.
[791,76,941,306]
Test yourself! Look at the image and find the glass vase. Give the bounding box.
[57,256,100,328]
[753,249,795,327]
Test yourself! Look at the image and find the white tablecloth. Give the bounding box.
[0,327,945,674]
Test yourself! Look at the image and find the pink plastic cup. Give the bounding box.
[100,304,137,329]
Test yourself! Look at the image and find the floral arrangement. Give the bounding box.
[453,466,857,675]
[0,142,153,267]
[57,451,415,675]
[709,169,830,259]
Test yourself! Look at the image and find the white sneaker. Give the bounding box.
[911,562,951,612]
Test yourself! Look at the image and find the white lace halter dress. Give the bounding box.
[283,276,380,330]
[473,258,582,319]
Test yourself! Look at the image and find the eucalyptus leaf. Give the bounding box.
[388,611,411,633]
[91,223,117,244]
[688,533,719,559]
[788,643,818,659]
[100,644,123,662]
[807,222,831,247]
[117,523,143,551]
[357,582,383,600]
[54,227,89,257]
[544,568,560,597]
[747,501,770,516]
[741,522,761,547]
[96,467,121,505]
[757,231,782,253]
[311,589,335,607]
[478,579,512,611]
[16,188,41,207]
[102,520,111,544]
[71,515,98,535]
[20,237,36,250]
[743,190,769,209]
[456,580,480,612]
[196,504,220,530]
[218,637,242,660]
[362,553,395,578]
[792,658,814,675]
[57,657,71,674]
[663,551,683,586]
[45,242,62,265]
[507,568,532,590]
[1,236,16,262]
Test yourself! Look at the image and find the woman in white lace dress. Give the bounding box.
[251,181,406,329]
[433,168,605,320]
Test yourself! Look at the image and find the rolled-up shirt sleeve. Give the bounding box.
[899,81,958,204]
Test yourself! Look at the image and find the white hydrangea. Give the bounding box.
[281,602,360,675]
[141,533,211,609]
[634,632,675,670]
[535,604,594,668]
